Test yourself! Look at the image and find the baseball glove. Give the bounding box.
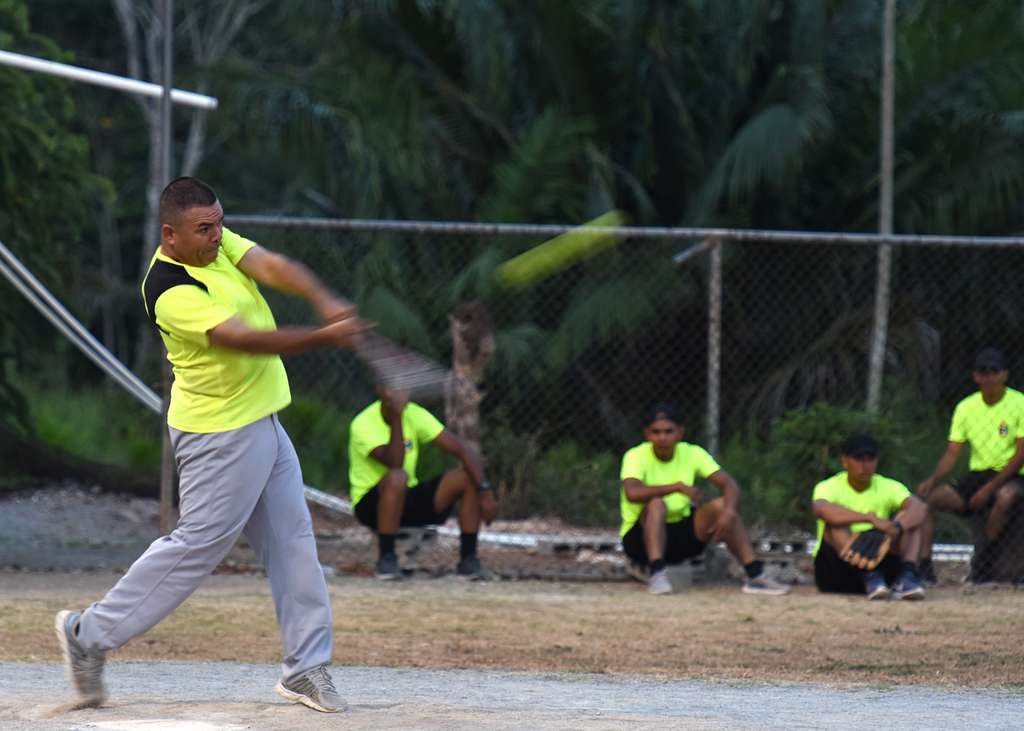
[839,529,892,570]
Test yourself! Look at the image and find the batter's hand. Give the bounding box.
[317,294,357,325]
[320,315,372,348]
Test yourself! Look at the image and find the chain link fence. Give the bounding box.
[208,218,1024,584]
[4,220,1024,585]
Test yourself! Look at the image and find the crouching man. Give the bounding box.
[620,403,790,596]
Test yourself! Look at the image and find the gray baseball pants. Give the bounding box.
[75,413,332,681]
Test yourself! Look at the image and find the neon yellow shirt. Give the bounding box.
[619,442,721,537]
[348,400,445,505]
[811,471,909,557]
[141,227,290,433]
[949,389,1024,472]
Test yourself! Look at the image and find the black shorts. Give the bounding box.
[353,475,453,530]
[621,514,707,566]
[814,537,901,594]
[953,471,999,515]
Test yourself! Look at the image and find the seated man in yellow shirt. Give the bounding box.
[813,433,928,600]
[348,386,497,580]
[620,403,789,596]
[916,348,1024,583]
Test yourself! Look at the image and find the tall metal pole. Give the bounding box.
[706,240,722,456]
[867,0,895,413]
[158,0,176,534]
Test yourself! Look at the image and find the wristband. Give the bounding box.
[477,479,493,492]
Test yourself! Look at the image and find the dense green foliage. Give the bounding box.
[0,0,110,432]
[5,1,1024,533]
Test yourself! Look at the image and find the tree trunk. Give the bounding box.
[444,301,495,454]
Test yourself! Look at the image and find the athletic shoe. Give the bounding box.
[892,570,925,601]
[624,560,649,583]
[456,555,492,581]
[864,571,891,600]
[647,568,672,595]
[54,610,107,707]
[375,552,402,580]
[918,558,937,586]
[275,664,346,713]
[742,573,791,596]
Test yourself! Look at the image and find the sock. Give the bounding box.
[378,533,396,559]
[460,533,478,559]
[744,560,764,579]
[650,558,667,574]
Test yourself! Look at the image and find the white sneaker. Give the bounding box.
[275,664,347,713]
[742,574,791,596]
[55,610,107,707]
[647,568,673,595]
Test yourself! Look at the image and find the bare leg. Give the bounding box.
[920,485,964,562]
[433,468,480,533]
[693,498,754,565]
[642,498,668,563]
[376,468,409,535]
[892,509,922,563]
[985,483,1022,542]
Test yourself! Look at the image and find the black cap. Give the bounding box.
[649,402,682,425]
[974,347,1008,371]
[841,433,879,458]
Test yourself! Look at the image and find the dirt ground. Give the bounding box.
[2,570,1023,688]
[2,483,1023,690]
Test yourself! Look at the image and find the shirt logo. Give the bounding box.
[999,421,1009,437]
[405,439,414,451]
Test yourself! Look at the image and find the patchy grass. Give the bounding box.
[2,573,1022,688]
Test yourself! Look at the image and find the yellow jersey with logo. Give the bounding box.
[619,442,721,537]
[949,389,1024,472]
[348,400,445,505]
[141,227,290,433]
[811,471,910,557]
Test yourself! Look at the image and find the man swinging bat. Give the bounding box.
[811,433,929,600]
[55,176,370,713]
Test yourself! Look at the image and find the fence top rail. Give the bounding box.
[226,214,1024,249]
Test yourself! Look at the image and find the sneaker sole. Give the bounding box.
[375,573,402,581]
[742,585,790,596]
[274,681,345,713]
[867,588,891,601]
[895,589,925,601]
[54,610,106,707]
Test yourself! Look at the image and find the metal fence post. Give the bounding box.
[707,239,722,456]
[867,0,896,413]
[158,0,176,534]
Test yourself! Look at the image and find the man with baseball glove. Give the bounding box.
[812,433,928,600]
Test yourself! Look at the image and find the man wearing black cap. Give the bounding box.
[916,347,1024,583]
[619,403,790,596]
[812,434,928,600]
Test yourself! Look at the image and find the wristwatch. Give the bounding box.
[477,479,493,492]
[892,519,903,534]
